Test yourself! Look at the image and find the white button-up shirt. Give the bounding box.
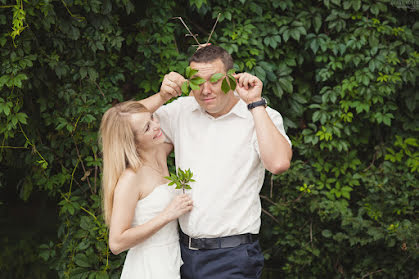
[156,96,291,238]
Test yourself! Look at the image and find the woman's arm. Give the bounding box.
[108,169,192,255]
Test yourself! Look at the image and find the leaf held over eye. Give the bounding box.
[189,81,200,90]
[210,73,224,82]
[190,76,206,85]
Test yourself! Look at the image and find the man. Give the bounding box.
[140,45,292,279]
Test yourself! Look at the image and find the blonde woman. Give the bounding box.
[99,101,193,279]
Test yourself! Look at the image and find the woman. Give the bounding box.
[99,101,193,278]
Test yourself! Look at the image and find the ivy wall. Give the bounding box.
[0,0,417,278]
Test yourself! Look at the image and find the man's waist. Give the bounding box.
[180,230,258,250]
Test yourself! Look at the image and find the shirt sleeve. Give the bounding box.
[252,107,292,155]
[154,99,181,144]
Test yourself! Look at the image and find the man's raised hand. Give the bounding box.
[233,73,263,105]
[159,72,187,102]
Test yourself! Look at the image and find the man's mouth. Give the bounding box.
[203,97,215,103]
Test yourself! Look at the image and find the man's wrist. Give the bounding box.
[247,97,267,110]
[245,97,262,105]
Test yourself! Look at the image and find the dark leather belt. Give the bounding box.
[180,231,258,250]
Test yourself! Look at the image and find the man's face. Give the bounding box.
[190,59,237,118]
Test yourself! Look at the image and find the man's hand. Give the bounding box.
[159,72,187,102]
[233,73,263,104]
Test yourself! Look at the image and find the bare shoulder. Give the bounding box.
[114,168,141,197]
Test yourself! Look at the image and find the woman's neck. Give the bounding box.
[138,146,163,169]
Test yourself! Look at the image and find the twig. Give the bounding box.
[310,219,313,247]
[0,145,29,149]
[361,269,384,279]
[93,80,105,98]
[363,150,377,172]
[172,17,201,46]
[73,137,93,193]
[206,13,221,45]
[60,0,85,22]
[270,173,274,198]
[262,208,280,224]
[260,194,277,206]
[69,159,80,195]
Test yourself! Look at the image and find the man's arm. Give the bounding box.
[233,73,292,174]
[139,72,186,112]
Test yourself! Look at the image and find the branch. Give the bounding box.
[0,146,29,149]
[361,269,384,279]
[260,194,277,206]
[72,137,93,194]
[206,13,221,45]
[93,80,105,98]
[262,208,280,224]
[172,17,201,46]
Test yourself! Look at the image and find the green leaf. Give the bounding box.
[227,68,236,75]
[80,67,87,79]
[221,78,230,94]
[16,112,28,124]
[322,229,332,238]
[228,75,237,91]
[74,253,90,268]
[189,81,200,91]
[210,73,224,83]
[181,81,189,95]
[279,77,293,93]
[186,67,198,79]
[190,77,206,85]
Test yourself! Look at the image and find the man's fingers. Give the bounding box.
[167,72,186,88]
[163,80,181,96]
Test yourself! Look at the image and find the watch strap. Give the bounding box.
[247,98,267,110]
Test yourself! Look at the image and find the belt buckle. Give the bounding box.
[188,236,199,250]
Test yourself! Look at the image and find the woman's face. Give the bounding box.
[130,112,165,149]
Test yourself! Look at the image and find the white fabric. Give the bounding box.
[120,183,182,279]
[155,96,291,238]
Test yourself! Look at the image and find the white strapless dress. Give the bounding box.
[120,183,182,279]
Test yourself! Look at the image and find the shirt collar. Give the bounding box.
[189,92,248,119]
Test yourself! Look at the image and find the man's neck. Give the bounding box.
[207,95,240,118]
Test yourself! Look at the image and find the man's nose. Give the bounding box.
[201,81,211,95]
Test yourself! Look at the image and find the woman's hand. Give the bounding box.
[162,194,193,222]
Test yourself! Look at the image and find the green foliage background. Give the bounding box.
[0,0,418,278]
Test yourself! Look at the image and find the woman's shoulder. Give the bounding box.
[114,168,143,196]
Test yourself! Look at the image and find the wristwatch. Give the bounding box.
[247,97,267,110]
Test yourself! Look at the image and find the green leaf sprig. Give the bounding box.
[165,168,196,193]
[210,68,237,94]
[181,67,237,95]
[181,66,206,95]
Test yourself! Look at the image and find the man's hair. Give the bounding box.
[189,45,234,72]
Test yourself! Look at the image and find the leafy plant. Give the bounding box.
[165,168,195,193]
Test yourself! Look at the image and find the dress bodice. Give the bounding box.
[130,183,179,249]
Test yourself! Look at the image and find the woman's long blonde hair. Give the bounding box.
[99,101,149,226]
